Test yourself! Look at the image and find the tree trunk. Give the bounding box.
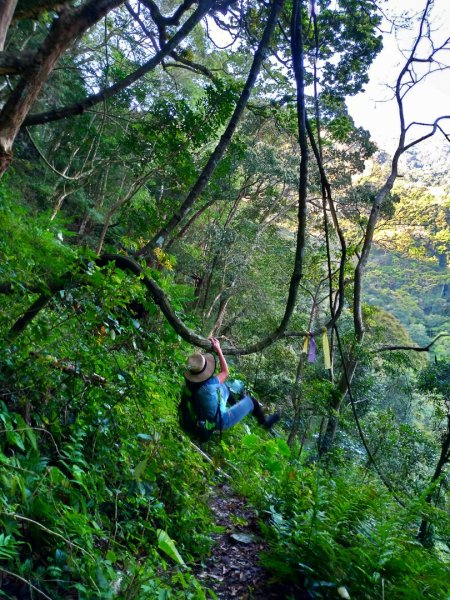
[0,0,125,176]
[438,254,449,299]
[318,357,358,456]
[0,0,18,51]
[287,354,305,448]
[50,190,69,221]
[165,199,215,249]
[287,283,321,448]
[209,296,231,337]
[96,208,115,255]
[0,146,12,172]
[418,413,450,545]
[77,211,90,239]
[201,251,220,311]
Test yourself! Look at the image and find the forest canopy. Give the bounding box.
[0,0,449,598]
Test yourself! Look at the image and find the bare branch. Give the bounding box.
[0,0,127,174]
[375,333,450,353]
[0,568,52,600]
[136,0,285,256]
[30,352,107,384]
[23,0,216,128]
[403,115,450,151]
[3,513,95,558]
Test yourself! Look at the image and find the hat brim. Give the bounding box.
[184,353,216,383]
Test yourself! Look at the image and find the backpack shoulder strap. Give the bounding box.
[215,386,223,439]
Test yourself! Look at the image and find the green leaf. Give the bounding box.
[133,458,148,480]
[241,434,259,449]
[7,430,25,451]
[157,529,186,566]
[275,438,291,457]
[26,428,37,451]
[0,534,21,560]
[13,414,37,450]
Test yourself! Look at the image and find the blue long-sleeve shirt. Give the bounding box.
[188,376,229,421]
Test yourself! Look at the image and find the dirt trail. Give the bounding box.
[194,482,305,599]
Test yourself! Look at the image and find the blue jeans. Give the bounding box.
[216,395,254,431]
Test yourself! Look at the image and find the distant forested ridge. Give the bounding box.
[366,143,450,358]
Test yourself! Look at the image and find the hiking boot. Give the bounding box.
[251,397,280,429]
[263,411,281,429]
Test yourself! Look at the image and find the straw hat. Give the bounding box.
[184,352,216,383]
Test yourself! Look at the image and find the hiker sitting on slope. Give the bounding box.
[184,337,280,433]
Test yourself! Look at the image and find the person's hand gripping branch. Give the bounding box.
[209,337,229,384]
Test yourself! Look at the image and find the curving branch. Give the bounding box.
[136,0,285,257]
[403,115,450,152]
[7,245,320,356]
[7,254,207,346]
[144,0,306,355]
[0,0,126,175]
[23,0,217,128]
[375,333,450,353]
[306,118,346,326]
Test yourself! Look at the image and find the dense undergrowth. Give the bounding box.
[218,437,450,599]
[0,194,214,597]
[0,195,449,599]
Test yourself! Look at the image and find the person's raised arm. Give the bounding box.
[209,337,229,384]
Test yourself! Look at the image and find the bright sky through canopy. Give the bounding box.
[346,0,450,153]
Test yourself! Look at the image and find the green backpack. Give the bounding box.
[178,379,244,441]
[178,386,221,442]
